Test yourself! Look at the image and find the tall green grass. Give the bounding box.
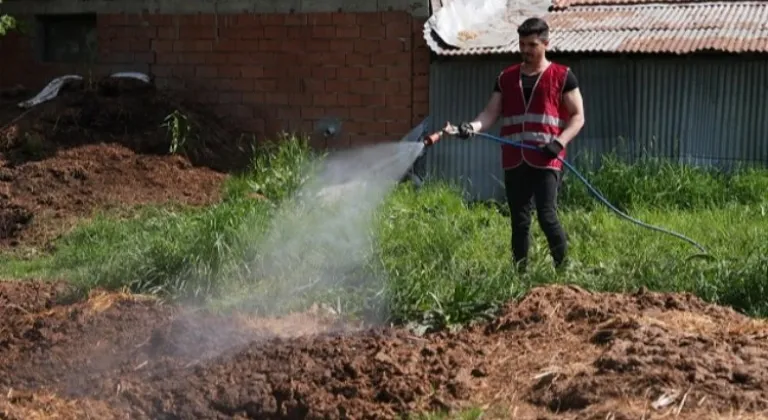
[2,135,767,328]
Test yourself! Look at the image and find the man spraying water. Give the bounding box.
[447,17,586,273]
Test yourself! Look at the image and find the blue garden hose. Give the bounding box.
[472,131,709,255]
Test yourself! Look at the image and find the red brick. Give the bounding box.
[235,40,260,51]
[376,107,412,121]
[277,77,300,92]
[357,13,382,26]
[243,92,266,104]
[264,25,287,38]
[325,107,350,119]
[325,79,348,93]
[157,27,177,39]
[349,80,374,92]
[265,92,290,105]
[349,107,375,120]
[311,26,336,39]
[337,67,361,79]
[346,54,370,66]
[117,26,153,39]
[213,38,239,52]
[373,52,410,66]
[155,53,178,64]
[173,40,213,52]
[386,121,413,136]
[332,13,357,25]
[216,66,241,78]
[360,67,386,80]
[338,93,363,107]
[313,93,337,106]
[254,79,278,91]
[360,94,386,107]
[178,53,207,64]
[385,22,412,39]
[150,65,173,77]
[329,39,355,52]
[386,94,411,108]
[208,54,229,65]
[307,39,330,53]
[241,66,265,78]
[336,26,360,38]
[360,25,385,39]
[359,121,387,135]
[180,25,215,39]
[196,66,218,78]
[380,39,406,52]
[235,78,256,91]
[166,66,190,78]
[134,52,155,63]
[311,67,337,79]
[414,74,428,89]
[302,107,326,119]
[286,26,307,39]
[353,39,379,54]
[129,39,150,52]
[152,40,174,53]
[219,92,242,104]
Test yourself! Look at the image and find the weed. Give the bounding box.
[1,135,767,329]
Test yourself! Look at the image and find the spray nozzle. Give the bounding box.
[422,122,458,147]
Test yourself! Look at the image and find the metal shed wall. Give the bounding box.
[425,55,768,201]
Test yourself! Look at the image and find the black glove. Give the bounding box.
[540,139,564,158]
[457,122,474,139]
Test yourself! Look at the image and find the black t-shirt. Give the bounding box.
[494,68,578,105]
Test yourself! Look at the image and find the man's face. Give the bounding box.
[519,34,548,63]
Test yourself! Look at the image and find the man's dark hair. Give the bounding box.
[517,17,549,41]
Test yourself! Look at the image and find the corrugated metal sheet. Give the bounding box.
[551,0,756,9]
[425,60,508,201]
[425,1,768,55]
[426,56,768,201]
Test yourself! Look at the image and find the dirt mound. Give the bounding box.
[0,76,249,247]
[2,281,768,419]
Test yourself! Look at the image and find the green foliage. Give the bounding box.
[2,135,767,330]
[0,0,16,36]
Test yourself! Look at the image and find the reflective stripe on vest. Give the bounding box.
[502,131,559,144]
[501,113,566,129]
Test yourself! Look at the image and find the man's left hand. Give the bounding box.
[541,139,564,158]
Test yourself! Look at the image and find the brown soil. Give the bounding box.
[1,280,768,419]
[0,76,252,248]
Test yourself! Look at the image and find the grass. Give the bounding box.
[1,134,767,330]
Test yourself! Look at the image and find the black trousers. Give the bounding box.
[504,163,568,271]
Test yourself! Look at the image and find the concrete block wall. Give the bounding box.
[0,2,430,149]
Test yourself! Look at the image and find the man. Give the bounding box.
[451,17,585,273]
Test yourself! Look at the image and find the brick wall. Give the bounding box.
[0,11,430,149]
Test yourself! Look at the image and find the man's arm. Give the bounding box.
[557,71,585,146]
[468,91,502,133]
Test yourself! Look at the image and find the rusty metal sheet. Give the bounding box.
[425,1,768,55]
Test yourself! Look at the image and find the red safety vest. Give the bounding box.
[497,62,570,171]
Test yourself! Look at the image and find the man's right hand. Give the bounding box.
[457,122,475,139]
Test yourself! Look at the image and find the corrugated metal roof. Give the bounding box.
[426,1,768,55]
[551,0,759,9]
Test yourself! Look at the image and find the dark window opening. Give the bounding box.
[36,13,97,63]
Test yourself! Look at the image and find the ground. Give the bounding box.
[2,77,768,419]
[2,280,768,419]
[0,76,246,249]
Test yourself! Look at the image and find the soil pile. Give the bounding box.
[1,280,767,419]
[0,76,249,247]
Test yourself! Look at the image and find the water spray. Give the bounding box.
[424,123,711,257]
